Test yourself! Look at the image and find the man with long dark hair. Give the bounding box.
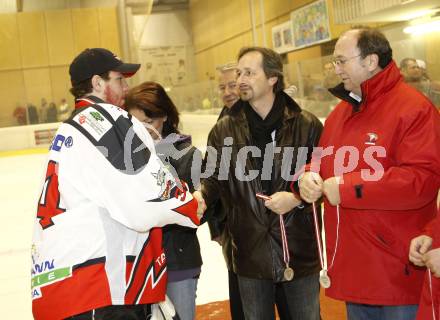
[195,47,323,319]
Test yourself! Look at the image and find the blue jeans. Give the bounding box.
[228,270,245,320]
[237,273,320,320]
[346,303,418,320]
[167,278,198,320]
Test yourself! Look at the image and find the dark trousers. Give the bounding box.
[237,273,320,320]
[65,304,151,320]
[346,303,418,320]
[229,270,291,320]
[229,270,245,320]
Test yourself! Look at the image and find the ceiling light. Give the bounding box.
[403,18,440,35]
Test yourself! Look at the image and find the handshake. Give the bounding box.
[192,190,207,219]
[299,172,342,206]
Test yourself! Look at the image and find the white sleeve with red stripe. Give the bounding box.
[56,105,199,232]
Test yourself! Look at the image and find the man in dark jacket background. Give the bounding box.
[207,63,246,320]
[194,47,323,320]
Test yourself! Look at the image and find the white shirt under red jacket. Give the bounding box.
[31,96,199,320]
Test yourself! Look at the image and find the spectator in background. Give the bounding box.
[202,96,212,110]
[46,102,58,123]
[400,57,440,107]
[322,61,340,89]
[400,58,427,88]
[39,98,48,123]
[283,81,298,99]
[416,59,429,81]
[208,64,246,320]
[27,103,39,124]
[177,59,186,84]
[125,81,202,320]
[57,98,71,122]
[216,63,239,118]
[13,104,27,125]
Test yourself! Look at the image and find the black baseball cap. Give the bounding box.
[69,48,141,85]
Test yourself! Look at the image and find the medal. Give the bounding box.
[319,270,331,288]
[279,214,294,281]
[312,202,341,289]
[284,266,294,281]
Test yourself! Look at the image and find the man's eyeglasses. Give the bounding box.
[332,54,361,67]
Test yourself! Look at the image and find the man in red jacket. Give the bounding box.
[299,27,440,319]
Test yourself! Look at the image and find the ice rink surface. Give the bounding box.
[0,114,228,319]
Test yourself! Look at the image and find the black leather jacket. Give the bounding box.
[202,92,323,282]
[207,106,234,269]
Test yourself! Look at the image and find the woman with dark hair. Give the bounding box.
[125,81,202,320]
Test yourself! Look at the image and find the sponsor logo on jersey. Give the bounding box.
[90,111,104,122]
[152,166,177,200]
[73,108,112,141]
[50,134,73,151]
[64,136,73,148]
[31,248,72,300]
[32,287,42,299]
[31,259,55,276]
[31,266,72,300]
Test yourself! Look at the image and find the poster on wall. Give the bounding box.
[139,45,188,87]
[272,21,295,54]
[290,0,331,50]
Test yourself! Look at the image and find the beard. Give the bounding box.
[239,87,252,101]
[104,86,124,107]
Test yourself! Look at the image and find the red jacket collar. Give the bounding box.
[360,60,403,104]
[74,95,105,109]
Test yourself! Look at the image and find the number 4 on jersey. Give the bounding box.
[37,160,66,229]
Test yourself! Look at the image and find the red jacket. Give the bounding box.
[316,61,440,305]
[417,210,440,319]
[417,272,439,320]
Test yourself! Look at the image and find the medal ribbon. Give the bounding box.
[271,130,290,269]
[428,269,437,320]
[312,202,340,273]
[312,202,324,269]
[279,215,290,268]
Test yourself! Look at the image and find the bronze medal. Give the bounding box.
[284,267,294,281]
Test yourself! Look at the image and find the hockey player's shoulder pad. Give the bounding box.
[66,103,151,174]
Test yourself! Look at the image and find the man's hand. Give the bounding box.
[423,248,440,278]
[409,235,433,267]
[192,191,207,219]
[265,192,302,215]
[322,176,341,206]
[299,172,323,203]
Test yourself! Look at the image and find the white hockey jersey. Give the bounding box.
[31,97,199,320]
